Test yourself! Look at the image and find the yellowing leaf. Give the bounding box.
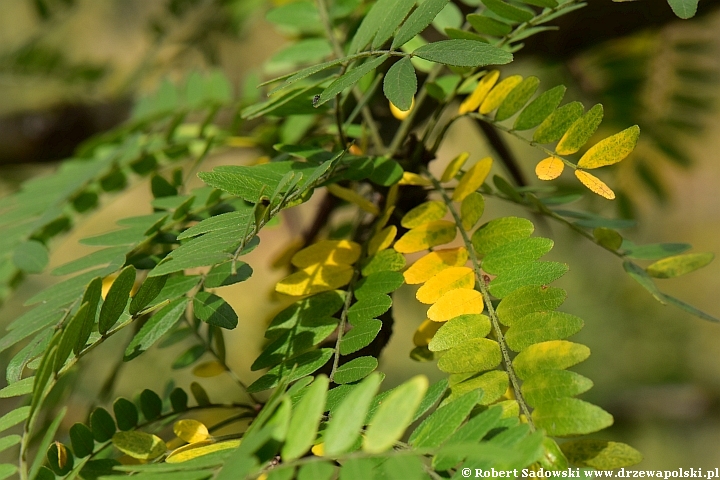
[460,192,485,230]
[535,157,564,181]
[427,289,484,322]
[173,419,210,444]
[441,152,470,182]
[399,172,432,186]
[413,319,443,347]
[192,361,226,377]
[403,247,469,284]
[401,201,447,229]
[291,240,361,268]
[276,264,354,296]
[479,75,523,115]
[326,184,380,216]
[458,70,500,115]
[452,157,493,201]
[390,97,415,120]
[574,170,615,200]
[416,267,475,304]
[368,225,397,256]
[311,443,325,456]
[646,252,714,279]
[166,439,241,463]
[577,125,640,169]
[112,431,166,460]
[555,104,604,155]
[394,220,457,254]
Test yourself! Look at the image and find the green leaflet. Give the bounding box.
[593,227,623,251]
[517,0,557,7]
[495,76,540,122]
[409,390,480,448]
[361,249,406,275]
[348,0,397,53]
[193,292,238,329]
[114,397,139,431]
[471,216,534,257]
[412,40,513,68]
[266,290,345,339]
[561,440,643,469]
[428,314,491,352]
[372,0,415,49]
[514,85,566,131]
[437,338,501,374]
[76,277,102,354]
[622,242,691,260]
[532,398,613,436]
[0,435,20,454]
[54,302,91,372]
[140,389,163,420]
[251,316,338,370]
[481,0,533,22]
[0,407,30,433]
[12,240,49,274]
[348,294,391,323]
[461,192,485,230]
[124,298,188,361]
[333,356,378,384]
[282,375,328,461]
[52,246,128,276]
[129,275,168,315]
[532,101,584,144]
[90,407,116,442]
[266,1,322,34]
[340,319,382,355]
[316,55,389,107]
[383,58,417,111]
[623,260,665,303]
[112,431,167,460]
[354,271,404,299]
[467,14,512,37]
[667,0,699,18]
[432,406,503,470]
[555,104,604,155]
[646,252,714,278]
[513,340,590,380]
[505,311,584,352]
[577,125,640,169]
[98,265,136,334]
[29,407,66,480]
[204,261,253,288]
[522,370,594,407]
[248,349,333,393]
[0,377,34,398]
[393,0,450,49]
[172,345,206,369]
[481,237,554,275]
[488,261,568,298]
[401,201,447,229]
[447,370,508,406]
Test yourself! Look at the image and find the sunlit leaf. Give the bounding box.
[452,157,493,201]
[577,126,640,169]
[427,288,484,322]
[334,356,378,384]
[409,390,481,447]
[506,311,584,351]
[441,152,470,182]
[428,314,491,351]
[522,370,593,408]
[482,237,555,276]
[416,267,475,304]
[112,431,166,460]
[291,240,361,267]
[404,247,468,284]
[513,340,590,380]
[174,419,210,444]
[496,285,567,326]
[276,264,354,296]
[401,201,447,229]
[461,192,485,230]
[437,337,501,373]
[447,370,508,406]
[574,170,615,200]
[535,157,564,181]
[165,439,241,463]
[354,271,404,299]
[471,216,534,257]
[361,249,406,276]
[394,220,457,253]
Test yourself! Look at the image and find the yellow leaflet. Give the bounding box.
[458,70,500,115]
[368,225,397,255]
[574,170,615,200]
[577,125,640,169]
[441,152,470,182]
[291,240,361,268]
[479,75,523,115]
[452,157,493,202]
[535,157,565,181]
[393,220,457,254]
[166,439,241,463]
[413,319,443,347]
[427,289,484,322]
[416,266,475,304]
[403,247,469,284]
[311,443,325,456]
[275,264,354,296]
[401,201,447,229]
[225,136,257,147]
[192,361,226,377]
[112,431,166,460]
[173,419,210,444]
[326,184,380,216]
[390,97,414,120]
[399,172,432,186]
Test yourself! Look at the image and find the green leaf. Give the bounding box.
[90,408,116,442]
[623,260,665,303]
[506,311,583,352]
[517,0,557,7]
[47,442,74,475]
[248,349,333,393]
[438,338,501,374]
[448,370,508,405]
[513,340,590,380]
[298,462,335,480]
[532,101,584,144]
[340,319,382,355]
[401,200,447,229]
[555,104,604,155]
[12,240,49,274]
[533,398,613,436]
[348,0,396,53]
[52,246,127,276]
[112,431,166,460]
[252,316,338,370]
[54,303,90,372]
[467,14,512,36]
[0,464,17,480]
[70,423,95,457]
[361,249,406,276]
[593,227,623,251]
[0,377,34,398]
[481,237,554,275]
[369,157,404,186]
[661,294,720,323]
[393,0,450,49]
[577,125,640,169]
[460,192,485,230]
[412,40,513,68]
[130,275,168,315]
[489,261,568,299]
[561,440,643,469]
[667,0,698,19]
[432,2,463,31]
[282,375,328,461]
[514,85,566,131]
[266,291,345,339]
[372,0,415,49]
[172,345,206,369]
[623,242,691,260]
[383,456,425,480]
[428,314,491,352]
[140,389,163,420]
[193,292,238,329]
[646,252,714,279]
[0,407,30,433]
[324,373,382,456]
[29,407,66,480]
[481,0,533,22]
[471,216,534,257]
[124,298,188,361]
[316,55,389,107]
[170,388,189,412]
[348,294,392,324]
[496,76,540,122]
[98,265,136,334]
[432,406,503,470]
[76,278,102,354]
[204,261,253,288]
[0,435,20,454]
[113,398,139,431]
[409,390,480,447]
[383,58,417,111]
[265,1,322,33]
[354,271,404,299]
[191,382,212,407]
[333,356,378,384]
[522,370,593,408]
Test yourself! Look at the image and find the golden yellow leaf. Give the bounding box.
[441,152,470,182]
[166,439,241,463]
[413,319,443,347]
[403,247,469,284]
[574,170,615,200]
[192,361,226,378]
[452,157,493,202]
[348,144,363,156]
[577,125,640,169]
[326,184,380,215]
[535,157,565,181]
[275,264,354,296]
[390,97,414,120]
[399,172,432,186]
[311,443,325,456]
[291,240,361,268]
[479,75,523,115]
[427,289,484,322]
[393,220,457,254]
[416,267,475,304]
[401,201,447,229]
[458,70,500,115]
[173,419,210,444]
[368,225,397,256]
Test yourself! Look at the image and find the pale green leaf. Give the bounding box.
[400,201,447,229]
[432,406,503,470]
[437,338,501,374]
[471,216,534,257]
[461,192,485,230]
[513,340,590,380]
[667,0,698,19]
[481,0,533,22]
[532,398,613,437]
[0,377,34,398]
[354,271,404,299]
[577,125,640,169]
[124,298,189,361]
[428,314,491,352]
[112,431,166,460]
[556,104,604,155]
[622,242,691,260]
[340,319,382,355]
[593,227,623,251]
[561,440,643,469]
[467,14,511,36]
[489,261,568,298]
[646,252,714,279]
[409,390,480,447]
[348,294,392,324]
[0,407,30,433]
[506,311,583,352]
[522,370,593,408]
[372,0,415,49]
[248,349,333,393]
[282,375,328,461]
[12,240,49,274]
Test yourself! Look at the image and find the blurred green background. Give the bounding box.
[1,0,720,470]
